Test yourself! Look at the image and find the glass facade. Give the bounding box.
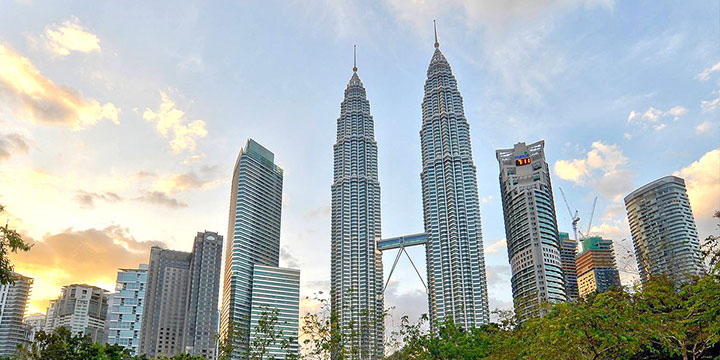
[106,265,147,355]
[0,273,32,357]
[559,233,579,301]
[496,141,566,320]
[420,44,489,329]
[575,237,621,298]
[44,284,109,342]
[221,139,284,359]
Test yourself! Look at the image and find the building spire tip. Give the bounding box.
[433,20,439,48]
[353,45,358,72]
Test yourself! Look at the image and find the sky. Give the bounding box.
[0,0,718,336]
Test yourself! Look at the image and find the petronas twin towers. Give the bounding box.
[331,28,489,358]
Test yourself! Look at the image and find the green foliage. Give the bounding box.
[0,204,32,285]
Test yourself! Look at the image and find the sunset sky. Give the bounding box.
[0,0,718,331]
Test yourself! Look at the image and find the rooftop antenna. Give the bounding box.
[353,45,357,72]
[433,20,439,48]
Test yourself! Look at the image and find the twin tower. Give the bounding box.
[331,29,490,358]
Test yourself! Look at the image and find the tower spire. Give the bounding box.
[353,45,357,72]
[433,20,439,48]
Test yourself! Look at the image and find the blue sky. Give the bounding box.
[0,0,718,332]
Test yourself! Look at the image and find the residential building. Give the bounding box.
[624,175,704,283]
[24,313,45,341]
[249,265,300,359]
[559,233,579,301]
[0,273,32,356]
[221,139,284,359]
[106,264,148,355]
[575,237,621,297]
[139,232,222,359]
[330,57,384,358]
[496,140,566,320]
[44,284,109,342]
[420,28,490,329]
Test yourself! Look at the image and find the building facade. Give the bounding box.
[496,141,566,320]
[44,284,109,342]
[221,139,284,359]
[330,62,385,358]
[24,313,45,342]
[624,175,703,283]
[140,232,222,359]
[559,233,579,301]
[0,273,32,356]
[106,264,148,355]
[575,237,621,298]
[249,265,300,359]
[420,37,490,330]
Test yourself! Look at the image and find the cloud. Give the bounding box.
[701,88,720,113]
[554,141,634,201]
[134,190,187,209]
[627,105,687,131]
[9,225,163,313]
[696,120,715,134]
[152,166,221,193]
[75,190,122,208]
[44,17,101,56]
[143,92,207,153]
[280,247,302,269]
[697,60,720,81]
[0,133,29,162]
[485,238,507,254]
[0,44,119,129]
[673,148,720,239]
[486,264,511,288]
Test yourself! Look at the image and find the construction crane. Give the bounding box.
[559,187,580,241]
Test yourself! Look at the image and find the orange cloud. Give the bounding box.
[0,44,118,129]
[143,92,207,152]
[9,225,163,314]
[45,17,101,56]
[674,148,720,239]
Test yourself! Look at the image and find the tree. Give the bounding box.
[0,204,32,285]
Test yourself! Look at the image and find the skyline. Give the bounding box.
[0,0,719,331]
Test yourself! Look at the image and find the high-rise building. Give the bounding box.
[139,232,222,359]
[249,265,300,359]
[0,273,32,356]
[44,284,109,342]
[575,237,621,298]
[221,139,284,359]
[106,264,148,355]
[624,175,704,283]
[496,140,566,320]
[331,55,384,358]
[24,313,45,342]
[559,233,579,301]
[420,28,490,330]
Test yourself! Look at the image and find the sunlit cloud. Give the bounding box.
[627,105,687,131]
[45,17,101,56]
[697,60,720,81]
[0,44,119,129]
[485,238,507,254]
[143,92,207,153]
[0,133,29,163]
[673,148,720,239]
[134,190,188,209]
[695,120,715,134]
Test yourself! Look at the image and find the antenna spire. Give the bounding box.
[433,20,439,48]
[353,45,357,72]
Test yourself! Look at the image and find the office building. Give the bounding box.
[0,273,32,356]
[497,140,566,320]
[44,284,109,342]
[330,55,384,358]
[139,232,222,359]
[559,233,579,301]
[106,264,148,355]
[420,26,490,329]
[249,265,300,359]
[624,175,704,283]
[221,139,284,359]
[575,237,621,297]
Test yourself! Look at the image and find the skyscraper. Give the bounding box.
[331,52,384,358]
[249,265,300,359]
[43,284,109,342]
[420,31,489,329]
[559,233,579,301]
[0,273,32,357]
[624,175,703,283]
[575,237,621,298]
[139,231,222,359]
[106,264,148,355]
[221,139,284,358]
[496,140,566,320]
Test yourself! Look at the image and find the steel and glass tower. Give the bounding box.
[330,51,384,358]
[497,141,566,320]
[420,29,490,329]
[221,139,284,358]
